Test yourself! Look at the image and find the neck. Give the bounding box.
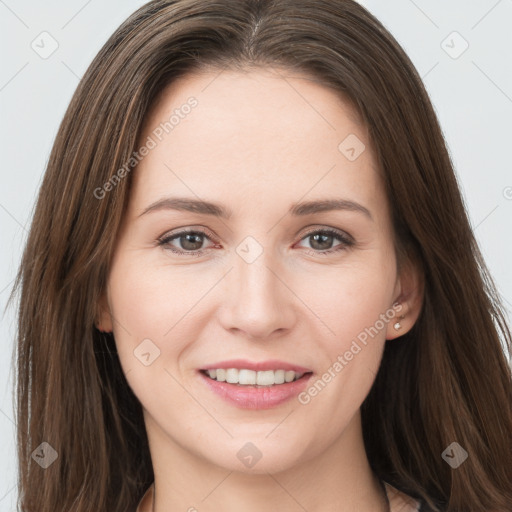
[141,410,389,512]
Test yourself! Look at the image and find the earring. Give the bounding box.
[393,313,405,331]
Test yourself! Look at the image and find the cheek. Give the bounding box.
[316,289,389,395]
[106,259,196,416]
[301,258,395,347]
[296,256,395,409]
[108,253,195,338]
[106,256,181,376]
[106,253,220,384]
[109,267,165,334]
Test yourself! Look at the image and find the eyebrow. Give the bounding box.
[139,197,373,221]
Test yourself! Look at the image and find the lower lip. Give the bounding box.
[198,370,313,410]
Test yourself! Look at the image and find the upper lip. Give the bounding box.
[200,359,313,373]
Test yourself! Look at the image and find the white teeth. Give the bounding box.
[284,370,295,383]
[204,368,306,386]
[274,370,285,384]
[256,370,274,386]
[226,368,238,384]
[239,369,256,385]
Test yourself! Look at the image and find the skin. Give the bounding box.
[98,67,423,512]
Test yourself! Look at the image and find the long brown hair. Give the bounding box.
[11,1,512,510]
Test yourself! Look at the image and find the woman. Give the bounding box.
[12,1,512,511]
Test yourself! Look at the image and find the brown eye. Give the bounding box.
[297,228,354,255]
[157,227,354,257]
[158,229,215,255]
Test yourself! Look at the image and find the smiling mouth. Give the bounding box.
[199,368,313,387]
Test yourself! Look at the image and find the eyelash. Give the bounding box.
[157,227,354,257]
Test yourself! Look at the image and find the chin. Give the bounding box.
[199,435,308,475]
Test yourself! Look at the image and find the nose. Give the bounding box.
[217,246,296,340]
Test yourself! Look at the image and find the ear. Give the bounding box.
[386,255,424,340]
[95,289,113,333]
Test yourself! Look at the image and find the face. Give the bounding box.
[100,67,411,474]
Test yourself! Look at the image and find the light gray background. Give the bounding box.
[1,1,511,510]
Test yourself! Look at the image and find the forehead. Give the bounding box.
[131,68,386,221]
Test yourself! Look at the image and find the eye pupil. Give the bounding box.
[181,233,203,250]
[310,233,333,250]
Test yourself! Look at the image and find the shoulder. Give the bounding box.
[384,481,422,512]
[135,483,153,512]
